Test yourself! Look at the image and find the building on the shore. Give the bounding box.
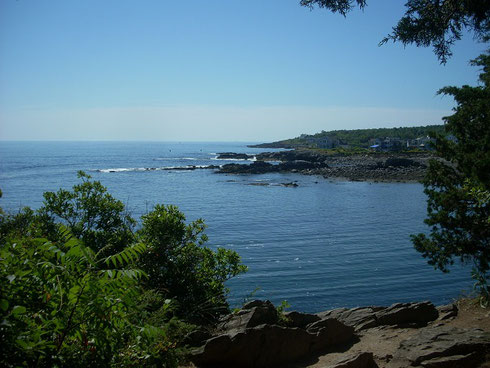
[369,137,403,151]
[406,136,436,150]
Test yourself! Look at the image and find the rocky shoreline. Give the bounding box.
[186,299,490,368]
[216,150,432,183]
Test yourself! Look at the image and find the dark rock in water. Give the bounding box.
[283,311,320,328]
[281,182,299,187]
[374,301,439,327]
[219,161,278,174]
[328,352,378,368]
[437,303,458,321]
[256,150,327,164]
[216,152,255,160]
[278,160,319,171]
[395,326,490,367]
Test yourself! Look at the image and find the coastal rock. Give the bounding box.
[374,301,439,327]
[216,152,254,160]
[306,318,355,349]
[326,352,378,368]
[315,302,438,332]
[395,326,490,367]
[218,300,278,332]
[191,300,357,367]
[437,303,458,321]
[184,328,213,347]
[284,311,321,328]
[191,324,315,368]
[219,161,278,174]
[384,157,422,168]
[191,320,356,368]
[278,160,320,170]
[317,307,384,332]
[281,182,299,187]
[256,150,326,163]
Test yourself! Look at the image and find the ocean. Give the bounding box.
[0,141,472,312]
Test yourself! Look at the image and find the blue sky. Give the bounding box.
[0,0,486,141]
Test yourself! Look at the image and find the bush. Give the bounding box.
[0,173,247,366]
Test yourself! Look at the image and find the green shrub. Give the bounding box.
[0,173,247,366]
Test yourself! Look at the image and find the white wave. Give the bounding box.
[97,168,140,173]
[211,156,256,161]
[153,157,199,161]
[96,165,216,173]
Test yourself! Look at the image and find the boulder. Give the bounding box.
[191,325,315,368]
[283,310,321,328]
[316,302,439,332]
[326,352,378,368]
[395,326,490,367]
[317,307,383,332]
[218,300,278,332]
[374,301,439,327]
[191,319,357,368]
[307,318,355,350]
[437,303,458,321]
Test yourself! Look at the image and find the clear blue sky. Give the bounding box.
[0,0,486,141]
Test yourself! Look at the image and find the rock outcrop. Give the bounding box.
[216,152,255,160]
[215,149,431,182]
[189,299,490,368]
[395,326,490,367]
[317,301,438,332]
[190,300,355,367]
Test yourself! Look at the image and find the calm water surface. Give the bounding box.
[0,141,472,312]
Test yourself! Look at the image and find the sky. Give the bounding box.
[0,0,486,142]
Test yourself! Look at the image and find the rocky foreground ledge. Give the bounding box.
[186,299,490,368]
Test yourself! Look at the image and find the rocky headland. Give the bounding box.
[216,150,432,182]
[186,299,490,368]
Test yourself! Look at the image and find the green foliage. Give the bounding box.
[0,173,247,367]
[275,300,292,326]
[300,0,366,16]
[380,0,490,64]
[138,204,247,323]
[301,0,490,64]
[412,53,490,299]
[279,125,445,149]
[0,228,147,367]
[39,171,136,256]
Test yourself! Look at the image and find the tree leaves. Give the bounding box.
[412,53,490,297]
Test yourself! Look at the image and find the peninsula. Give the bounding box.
[214,126,449,182]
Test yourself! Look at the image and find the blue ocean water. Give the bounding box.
[0,141,473,312]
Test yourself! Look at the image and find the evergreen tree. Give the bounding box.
[412,54,490,301]
[301,0,490,63]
